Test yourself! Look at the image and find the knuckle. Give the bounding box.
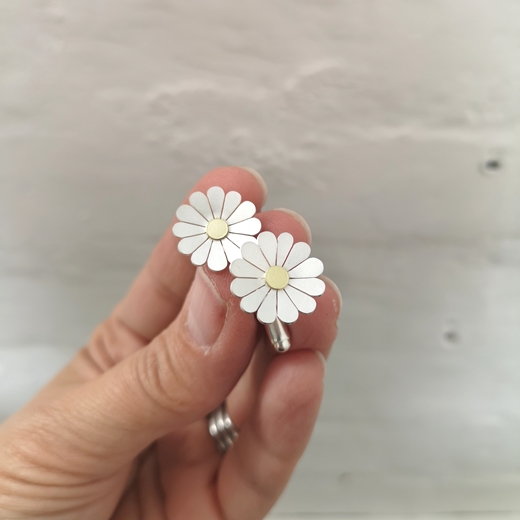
[88,320,118,371]
[234,438,286,501]
[133,328,210,421]
[88,316,148,372]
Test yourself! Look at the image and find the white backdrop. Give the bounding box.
[1,1,520,517]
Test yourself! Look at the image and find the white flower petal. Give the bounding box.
[276,232,294,266]
[277,289,299,324]
[241,241,270,271]
[173,222,206,238]
[258,232,277,267]
[240,285,270,313]
[227,201,257,225]
[221,191,242,221]
[227,233,258,248]
[288,277,326,296]
[288,258,324,279]
[207,240,228,271]
[228,217,261,236]
[178,234,209,255]
[231,277,266,298]
[207,186,225,218]
[230,259,265,278]
[191,238,212,265]
[222,237,242,263]
[189,191,214,220]
[176,204,208,226]
[284,285,317,314]
[283,241,311,270]
[257,289,277,324]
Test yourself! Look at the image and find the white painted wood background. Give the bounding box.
[1,1,520,517]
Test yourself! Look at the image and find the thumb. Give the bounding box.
[45,267,258,473]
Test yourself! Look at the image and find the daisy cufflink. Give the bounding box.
[172,186,262,272]
[230,231,326,352]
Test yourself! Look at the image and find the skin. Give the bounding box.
[0,167,341,520]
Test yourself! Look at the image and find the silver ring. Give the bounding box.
[208,402,238,455]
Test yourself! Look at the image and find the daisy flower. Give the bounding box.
[172,187,262,271]
[230,231,326,324]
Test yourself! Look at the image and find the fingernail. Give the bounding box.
[314,350,327,377]
[275,208,312,242]
[241,167,268,205]
[187,269,227,349]
[321,275,343,316]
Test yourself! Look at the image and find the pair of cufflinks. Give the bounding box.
[173,186,325,352]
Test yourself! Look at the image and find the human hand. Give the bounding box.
[0,168,341,520]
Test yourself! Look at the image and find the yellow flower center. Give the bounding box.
[265,266,290,290]
[206,218,229,240]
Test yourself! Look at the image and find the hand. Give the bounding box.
[0,168,341,520]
